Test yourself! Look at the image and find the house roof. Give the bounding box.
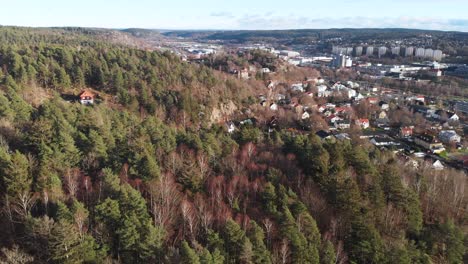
[79,90,95,98]
[357,118,369,124]
[316,130,332,139]
[416,134,440,144]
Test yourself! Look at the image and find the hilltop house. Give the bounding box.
[79,90,95,105]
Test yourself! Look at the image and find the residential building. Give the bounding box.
[415,134,445,153]
[335,120,351,130]
[371,137,398,147]
[291,83,305,92]
[316,130,335,141]
[356,118,370,129]
[455,101,468,114]
[365,46,374,56]
[240,69,249,80]
[355,46,363,57]
[378,111,388,119]
[379,101,389,111]
[226,122,236,133]
[400,127,414,138]
[367,97,379,105]
[433,50,443,61]
[404,46,414,57]
[432,160,444,170]
[439,130,461,144]
[415,48,425,57]
[378,46,387,57]
[424,48,434,58]
[79,90,95,105]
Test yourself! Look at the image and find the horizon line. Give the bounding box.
[1,24,468,34]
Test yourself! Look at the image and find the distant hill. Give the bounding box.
[161,28,468,44]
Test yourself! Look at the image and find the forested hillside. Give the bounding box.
[0,27,466,264]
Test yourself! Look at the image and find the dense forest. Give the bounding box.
[0,27,466,263]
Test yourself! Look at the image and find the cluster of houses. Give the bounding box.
[231,72,466,170]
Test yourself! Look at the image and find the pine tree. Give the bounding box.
[319,240,336,264]
[180,241,201,264]
[248,222,271,264]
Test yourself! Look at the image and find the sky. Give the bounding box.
[0,0,467,31]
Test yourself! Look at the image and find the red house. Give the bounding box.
[79,90,95,105]
[356,118,370,129]
[400,127,414,138]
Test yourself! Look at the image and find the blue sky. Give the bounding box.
[0,0,467,31]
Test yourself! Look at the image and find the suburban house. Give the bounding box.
[367,97,379,105]
[449,113,460,121]
[378,111,388,119]
[439,130,461,144]
[240,69,249,80]
[335,120,351,130]
[416,95,425,103]
[415,134,445,153]
[328,115,343,124]
[291,83,305,92]
[379,101,390,111]
[399,127,414,138]
[356,118,370,129]
[432,110,459,121]
[371,137,399,147]
[79,90,95,105]
[432,160,445,170]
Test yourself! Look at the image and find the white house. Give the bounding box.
[335,120,351,130]
[227,122,237,133]
[345,88,357,99]
[432,160,444,170]
[379,101,390,111]
[439,130,461,144]
[291,83,305,92]
[329,115,343,123]
[318,90,332,98]
[317,85,328,92]
[355,93,365,100]
[270,103,279,111]
[301,112,310,120]
[449,113,460,121]
[356,119,370,129]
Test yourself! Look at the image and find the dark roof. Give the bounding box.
[372,137,394,143]
[316,130,331,139]
[416,134,440,143]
